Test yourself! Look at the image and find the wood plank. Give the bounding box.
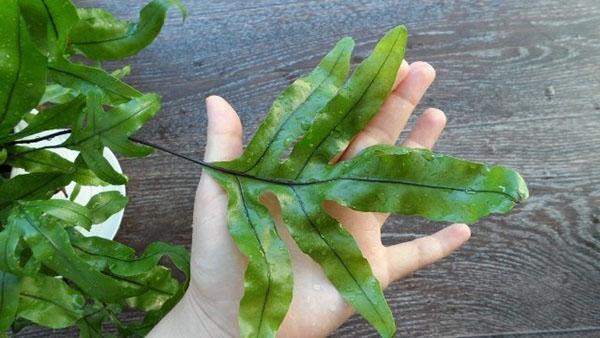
[17,0,600,336]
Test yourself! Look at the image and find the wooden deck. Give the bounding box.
[20,0,599,337]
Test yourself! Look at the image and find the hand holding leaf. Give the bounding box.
[151,26,527,338]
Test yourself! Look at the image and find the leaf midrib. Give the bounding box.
[9,153,70,171]
[41,0,59,40]
[71,240,184,266]
[0,174,64,209]
[235,176,272,337]
[131,140,516,202]
[47,66,133,99]
[209,166,516,202]
[292,29,405,180]
[103,270,174,296]
[243,46,350,174]
[73,99,154,146]
[290,186,391,331]
[20,291,81,317]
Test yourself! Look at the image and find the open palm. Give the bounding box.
[151,61,471,337]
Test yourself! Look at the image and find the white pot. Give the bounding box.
[10,122,125,240]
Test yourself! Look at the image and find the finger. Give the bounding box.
[197,95,243,201]
[203,95,244,162]
[386,223,471,282]
[401,108,447,149]
[194,96,243,246]
[392,59,411,93]
[342,61,436,159]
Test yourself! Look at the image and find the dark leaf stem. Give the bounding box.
[5,129,71,145]
[129,137,518,202]
[1,135,517,202]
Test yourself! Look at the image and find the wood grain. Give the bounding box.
[17,0,600,337]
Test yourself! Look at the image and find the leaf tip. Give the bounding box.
[338,36,355,47]
[514,172,529,202]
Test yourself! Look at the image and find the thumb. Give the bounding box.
[203,95,243,162]
[193,95,243,250]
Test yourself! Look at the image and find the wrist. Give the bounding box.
[150,287,236,337]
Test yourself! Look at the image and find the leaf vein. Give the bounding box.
[293,29,405,180]
[243,48,349,174]
[20,292,80,316]
[41,0,59,40]
[235,176,271,337]
[47,66,130,99]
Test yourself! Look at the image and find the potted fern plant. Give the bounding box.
[0,0,190,335]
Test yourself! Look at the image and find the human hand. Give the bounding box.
[150,60,471,337]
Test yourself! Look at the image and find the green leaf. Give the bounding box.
[77,302,123,338]
[48,57,142,102]
[71,0,187,60]
[67,229,190,335]
[120,242,190,336]
[6,146,73,173]
[5,146,105,187]
[20,199,93,230]
[227,36,355,174]
[77,302,109,338]
[17,274,85,329]
[322,145,529,224]
[79,140,128,185]
[86,191,128,224]
[208,173,293,337]
[69,183,82,201]
[279,185,395,335]
[67,90,160,184]
[281,26,408,179]
[0,96,85,143]
[0,272,20,331]
[203,25,528,337]
[18,0,79,56]
[0,1,48,134]
[111,65,132,79]
[40,83,78,104]
[0,222,41,276]
[122,266,179,312]
[73,155,108,186]
[0,172,72,212]
[6,206,146,303]
[0,148,6,165]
